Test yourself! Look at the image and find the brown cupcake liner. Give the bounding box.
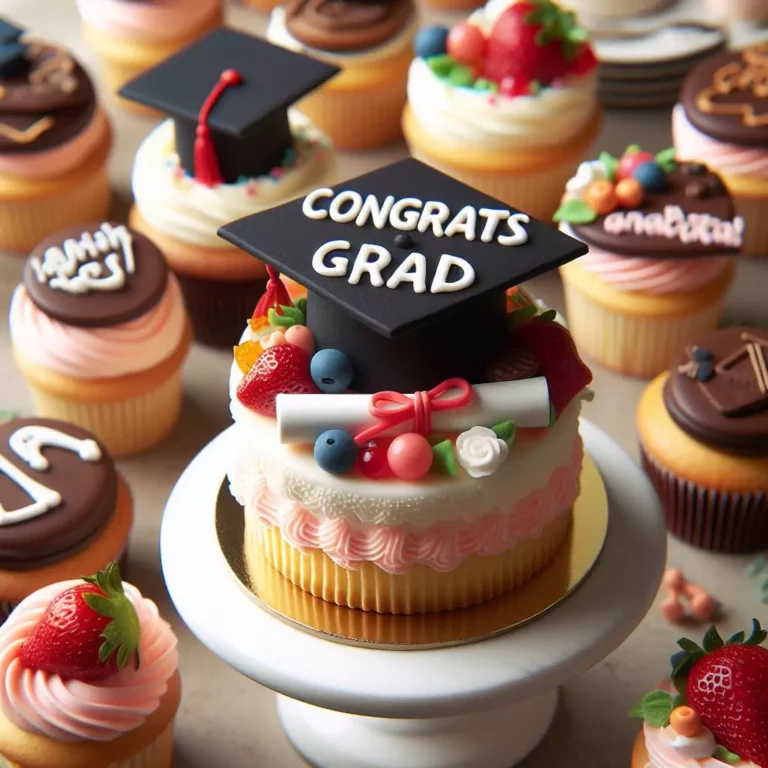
[174,272,267,349]
[640,446,768,552]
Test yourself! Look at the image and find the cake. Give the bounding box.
[556,146,741,377]
[120,28,339,349]
[402,0,601,221]
[0,19,112,254]
[673,44,768,258]
[637,327,768,552]
[0,417,132,622]
[631,619,768,768]
[9,222,190,457]
[0,563,180,768]
[562,0,668,19]
[220,158,593,615]
[267,0,418,150]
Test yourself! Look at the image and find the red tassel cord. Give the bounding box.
[253,265,293,319]
[193,68,242,187]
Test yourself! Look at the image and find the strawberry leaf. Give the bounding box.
[703,625,725,652]
[535,309,558,322]
[598,152,619,182]
[553,199,597,225]
[677,637,705,656]
[745,618,767,646]
[431,440,459,477]
[672,674,687,701]
[713,746,742,764]
[655,147,677,173]
[726,631,746,645]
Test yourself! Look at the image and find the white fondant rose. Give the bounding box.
[565,160,607,197]
[456,426,509,479]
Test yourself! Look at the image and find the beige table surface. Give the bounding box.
[1,3,767,766]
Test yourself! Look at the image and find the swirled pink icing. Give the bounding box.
[578,240,731,295]
[673,103,768,181]
[0,581,178,743]
[247,438,582,574]
[0,109,111,180]
[9,278,187,379]
[76,0,221,42]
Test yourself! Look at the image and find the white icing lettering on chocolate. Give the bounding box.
[603,205,744,248]
[29,223,136,295]
[0,425,102,527]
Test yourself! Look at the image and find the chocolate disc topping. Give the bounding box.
[23,222,169,328]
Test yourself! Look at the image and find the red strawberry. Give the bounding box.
[568,43,598,76]
[508,318,592,415]
[483,0,589,87]
[20,562,140,683]
[236,344,318,417]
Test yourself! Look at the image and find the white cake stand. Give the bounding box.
[161,420,667,768]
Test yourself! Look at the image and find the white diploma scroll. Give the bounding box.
[276,377,551,444]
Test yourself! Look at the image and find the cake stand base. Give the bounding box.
[277,689,559,768]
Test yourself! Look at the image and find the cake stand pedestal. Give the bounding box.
[161,420,667,768]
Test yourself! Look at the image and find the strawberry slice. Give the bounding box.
[236,344,318,417]
[508,319,592,415]
[20,562,140,683]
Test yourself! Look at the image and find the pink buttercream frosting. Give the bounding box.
[578,241,731,295]
[0,108,111,180]
[0,581,178,743]
[246,437,582,574]
[9,277,187,379]
[77,0,221,42]
[673,103,768,181]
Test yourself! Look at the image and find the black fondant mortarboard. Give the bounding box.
[0,19,27,79]
[119,28,339,186]
[220,159,588,392]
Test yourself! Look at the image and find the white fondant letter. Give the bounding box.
[444,206,477,240]
[355,195,396,229]
[478,208,511,243]
[312,240,351,278]
[329,191,363,224]
[417,201,450,237]
[430,254,475,294]
[302,188,334,220]
[348,244,392,287]
[497,213,530,246]
[390,198,423,231]
[386,252,427,293]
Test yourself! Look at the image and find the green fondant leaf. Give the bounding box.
[268,304,304,328]
[449,65,474,87]
[293,297,307,316]
[713,746,742,764]
[553,199,597,225]
[491,420,517,446]
[598,151,619,182]
[427,54,455,77]
[628,700,645,719]
[625,143,642,155]
[432,439,459,477]
[637,690,675,728]
[655,147,677,173]
[745,618,767,646]
[473,78,498,93]
[703,625,725,653]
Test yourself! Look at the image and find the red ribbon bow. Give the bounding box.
[353,378,473,445]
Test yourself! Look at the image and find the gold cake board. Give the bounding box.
[215,453,608,650]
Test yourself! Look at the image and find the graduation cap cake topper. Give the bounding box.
[119,28,339,186]
[220,158,589,393]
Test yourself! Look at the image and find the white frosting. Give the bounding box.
[456,426,509,478]
[565,160,608,196]
[131,113,335,248]
[665,725,717,760]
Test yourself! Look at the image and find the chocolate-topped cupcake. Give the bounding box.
[0,19,112,253]
[637,327,768,552]
[0,417,133,620]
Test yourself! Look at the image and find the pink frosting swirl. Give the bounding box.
[578,241,731,295]
[673,103,768,181]
[0,581,178,743]
[9,278,187,379]
[248,438,582,574]
[76,0,221,42]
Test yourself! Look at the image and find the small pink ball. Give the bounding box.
[447,22,486,65]
[387,433,433,481]
[261,331,286,349]
[285,325,315,356]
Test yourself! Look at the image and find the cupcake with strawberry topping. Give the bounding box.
[0,562,180,767]
[631,619,768,768]
[402,0,601,221]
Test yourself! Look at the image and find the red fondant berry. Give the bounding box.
[387,433,433,481]
[447,22,487,65]
[616,150,655,181]
[357,439,392,479]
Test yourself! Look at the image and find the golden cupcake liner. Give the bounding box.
[248,514,572,615]
[561,277,727,377]
[0,166,110,255]
[240,0,283,9]
[640,446,768,553]
[108,722,175,768]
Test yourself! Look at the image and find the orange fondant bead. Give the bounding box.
[615,178,645,208]
[670,706,704,738]
[234,340,264,374]
[584,180,618,215]
[663,568,686,591]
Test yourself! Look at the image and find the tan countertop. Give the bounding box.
[1,3,767,766]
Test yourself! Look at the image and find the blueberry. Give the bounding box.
[414,25,449,59]
[632,162,668,192]
[394,233,414,249]
[310,348,354,394]
[691,346,713,362]
[314,430,357,474]
[696,360,715,382]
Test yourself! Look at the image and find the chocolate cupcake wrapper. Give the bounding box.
[174,272,267,349]
[640,446,768,552]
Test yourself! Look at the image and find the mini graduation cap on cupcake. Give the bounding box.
[119,27,339,186]
[220,158,588,393]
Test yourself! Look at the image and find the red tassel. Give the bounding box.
[193,68,242,187]
[253,265,293,319]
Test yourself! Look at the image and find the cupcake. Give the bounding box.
[631,619,768,768]
[402,0,601,221]
[0,419,133,623]
[267,0,417,150]
[0,20,112,254]
[637,327,768,552]
[0,563,180,768]
[76,0,223,109]
[557,146,740,377]
[221,158,593,614]
[674,44,768,258]
[562,0,667,18]
[120,29,338,349]
[9,222,190,458]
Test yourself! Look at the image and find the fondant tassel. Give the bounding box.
[253,265,293,318]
